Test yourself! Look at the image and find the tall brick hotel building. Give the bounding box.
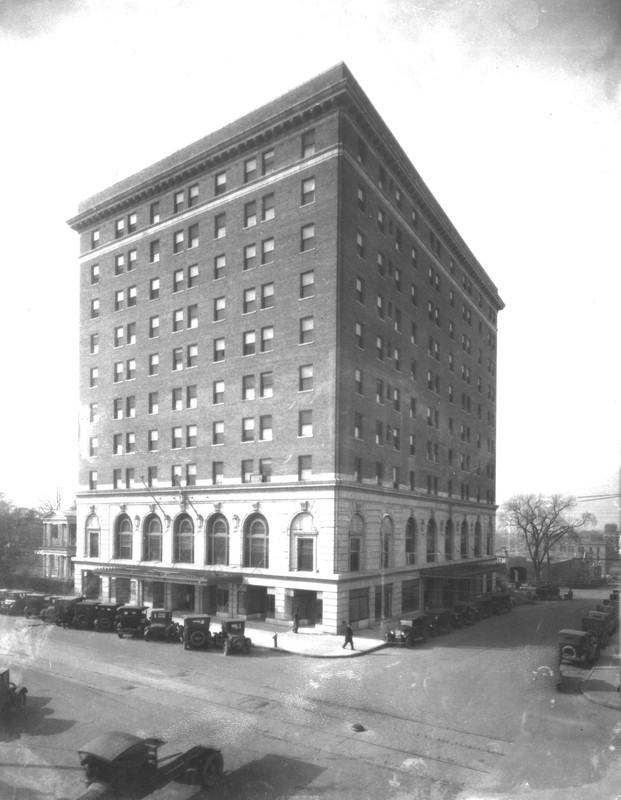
[68,64,504,633]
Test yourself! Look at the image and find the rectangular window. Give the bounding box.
[261,193,275,221]
[261,325,274,352]
[187,384,197,409]
[186,463,197,486]
[259,458,272,483]
[215,171,226,196]
[244,243,257,271]
[354,413,363,439]
[172,387,183,411]
[188,223,199,249]
[214,253,226,280]
[298,455,312,481]
[113,397,123,419]
[214,213,226,239]
[90,263,99,285]
[148,429,159,452]
[186,424,197,447]
[213,420,224,445]
[213,380,224,404]
[150,277,160,300]
[126,359,136,380]
[89,471,97,491]
[148,392,159,414]
[127,214,137,233]
[300,316,314,344]
[242,417,255,442]
[127,286,137,307]
[173,229,184,254]
[243,330,256,356]
[115,290,124,311]
[244,201,257,228]
[89,402,99,423]
[91,230,100,249]
[128,249,137,271]
[300,223,315,252]
[188,184,199,207]
[301,176,315,205]
[260,415,273,441]
[188,264,198,288]
[260,371,273,397]
[115,217,125,239]
[115,253,125,275]
[149,316,159,338]
[261,282,274,309]
[261,237,274,264]
[244,156,257,182]
[171,347,183,371]
[242,374,255,401]
[125,395,135,418]
[300,270,314,299]
[187,304,198,329]
[213,337,225,362]
[90,299,99,320]
[150,240,160,263]
[113,433,123,455]
[173,308,184,332]
[243,287,257,314]
[301,129,315,158]
[173,268,184,293]
[299,410,313,437]
[356,231,365,258]
[187,343,198,367]
[150,202,160,224]
[113,362,123,383]
[299,363,313,391]
[242,459,254,484]
[172,426,183,449]
[262,148,275,175]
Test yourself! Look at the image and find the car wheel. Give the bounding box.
[199,750,224,787]
[98,618,112,631]
[144,632,152,642]
[405,636,414,649]
[76,614,89,628]
[117,631,124,639]
[189,630,206,648]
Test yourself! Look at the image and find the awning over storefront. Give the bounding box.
[92,565,244,585]
[418,559,504,580]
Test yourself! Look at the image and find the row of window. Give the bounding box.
[91,131,318,250]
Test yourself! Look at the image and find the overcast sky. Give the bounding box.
[1,0,619,526]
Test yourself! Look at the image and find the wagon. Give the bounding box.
[76,731,223,797]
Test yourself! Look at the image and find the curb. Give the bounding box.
[581,665,621,710]
[252,640,388,659]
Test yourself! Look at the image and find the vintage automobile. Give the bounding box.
[212,619,252,655]
[182,615,213,650]
[72,599,103,629]
[93,602,123,632]
[0,589,28,615]
[116,605,149,639]
[6,592,45,616]
[76,731,223,797]
[0,667,27,716]
[452,602,479,625]
[23,593,53,618]
[144,610,182,643]
[53,595,86,627]
[473,596,494,619]
[425,608,453,635]
[582,615,609,648]
[535,583,560,601]
[558,629,600,667]
[596,604,619,631]
[589,609,616,637]
[384,613,429,647]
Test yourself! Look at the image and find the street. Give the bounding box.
[1,589,620,800]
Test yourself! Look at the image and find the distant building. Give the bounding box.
[67,63,503,632]
[37,508,77,580]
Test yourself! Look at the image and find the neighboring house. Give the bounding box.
[67,63,503,633]
[37,508,77,580]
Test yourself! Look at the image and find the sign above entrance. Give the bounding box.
[92,565,244,584]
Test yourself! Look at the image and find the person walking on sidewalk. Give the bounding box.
[342,621,354,650]
[293,609,300,634]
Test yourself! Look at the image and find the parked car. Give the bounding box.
[182,615,214,650]
[558,629,600,667]
[473,596,494,619]
[452,602,479,625]
[93,602,123,632]
[0,590,28,615]
[144,610,182,643]
[535,583,560,601]
[384,613,429,647]
[0,667,27,716]
[23,593,53,618]
[589,609,616,637]
[487,592,512,614]
[6,592,46,616]
[596,605,619,632]
[212,620,252,654]
[425,608,452,635]
[52,595,85,627]
[116,605,149,639]
[77,731,223,797]
[72,599,103,629]
[40,595,64,622]
[582,616,609,648]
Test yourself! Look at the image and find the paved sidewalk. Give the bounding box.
[243,620,387,658]
[581,650,621,709]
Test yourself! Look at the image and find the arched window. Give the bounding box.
[405,517,417,565]
[143,515,162,562]
[174,514,194,563]
[445,519,454,561]
[114,514,133,560]
[290,512,315,572]
[85,513,100,558]
[244,514,269,568]
[474,521,482,557]
[380,516,393,569]
[460,520,469,558]
[349,514,364,572]
[426,518,437,563]
[206,515,229,565]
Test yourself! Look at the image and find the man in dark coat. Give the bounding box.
[342,620,354,650]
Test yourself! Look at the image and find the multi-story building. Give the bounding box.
[37,508,77,580]
[67,63,504,633]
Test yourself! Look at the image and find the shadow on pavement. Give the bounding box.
[0,693,76,742]
[210,754,325,799]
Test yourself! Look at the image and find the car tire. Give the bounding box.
[199,750,224,787]
[144,632,152,642]
[405,636,414,649]
[98,617,113,631]
[76,614,89,628]
[189,630,207,648]
[118,632,124,639]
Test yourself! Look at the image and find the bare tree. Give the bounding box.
[502,494,596,582]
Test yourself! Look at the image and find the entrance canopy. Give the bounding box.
[93,565,244,585]
[418,559,503,580]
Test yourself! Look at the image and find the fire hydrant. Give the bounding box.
[273,633,278,648]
